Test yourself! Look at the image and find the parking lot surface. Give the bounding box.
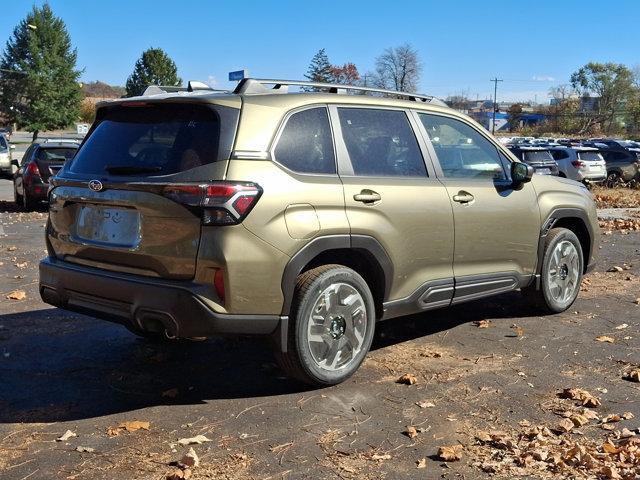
[0,178,639,479]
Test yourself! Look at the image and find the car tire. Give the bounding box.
[22,190,37,211]
[523,228,583,313]
[275,264,376,386]
[13,184,23,205]
[605,172,621,188]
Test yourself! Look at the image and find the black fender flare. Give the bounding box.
[280,234,393,316]
[536,207,595,279]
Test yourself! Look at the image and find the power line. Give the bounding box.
[490,78,503,135]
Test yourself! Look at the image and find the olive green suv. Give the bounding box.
[39,79,599,386]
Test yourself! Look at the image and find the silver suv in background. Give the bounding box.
[0,133,15,178]
[549,146,607,184]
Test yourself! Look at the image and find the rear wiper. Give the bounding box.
[104,165,162,175]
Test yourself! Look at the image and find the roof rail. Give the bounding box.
[142,80,227,96]
[233,78,447,107]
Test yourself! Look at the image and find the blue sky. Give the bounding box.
[2,0,639,102]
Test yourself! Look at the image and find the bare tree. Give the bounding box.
[371,43,422,92]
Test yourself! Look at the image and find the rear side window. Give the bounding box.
[37,147,77,162]
[524,151,554,162]
[551,150,569,160]
[274,107,336,174]
[69,103,238,176]
[338,108,426,177]
[0,136,6,149]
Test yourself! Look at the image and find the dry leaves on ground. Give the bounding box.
[593,188,640,209]
[416,458,427,469]
[404,426,418,439]
[56,430,77,442]
[595,335,616,343]
[106,420,150,436]
[438,444,463,462]
[6,290,26,300]
[558,388,601,408]
[474,320,491,328]
[623,369,640,382]
[177,435,211,446]
[396,373,417,385]
[599,218,640,234]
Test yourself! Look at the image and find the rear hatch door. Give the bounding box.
[35,146,77,181]
[47,100,239,280]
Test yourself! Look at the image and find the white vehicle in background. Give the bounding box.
[0,133,16,178]
[548,146,607,184]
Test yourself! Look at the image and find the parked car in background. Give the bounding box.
[548,146,606,184]
[13,140,79,210]
[507,145,559,175]
[0,126,13,140]
[0,133,15,178]
[594,147,640,186]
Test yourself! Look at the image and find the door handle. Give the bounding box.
[452,191,474,203]
[353,189,381,203]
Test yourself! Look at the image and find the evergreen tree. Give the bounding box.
[304,49,332,89]
[0,3,83,140]
[126,48,181,97]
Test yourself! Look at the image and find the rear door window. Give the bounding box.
[69,103,238,176]
[273,107,336,174]
[338,108,426,177]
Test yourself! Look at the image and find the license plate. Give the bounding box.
[536,168,551,175]
[75,205,141,247]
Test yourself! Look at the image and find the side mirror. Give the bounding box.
[511,161,534,186]
[9,145,15,150]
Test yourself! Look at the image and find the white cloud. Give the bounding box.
[206,75,218,87]
[532,75,555,82]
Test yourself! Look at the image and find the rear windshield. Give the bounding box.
[523,150,553,162]
[38,147,77,162]
[69,103,238,176]
[577,151,603,162]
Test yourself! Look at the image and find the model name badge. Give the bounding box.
[88,180,103,192]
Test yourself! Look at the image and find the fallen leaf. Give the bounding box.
[56,430,77,442]
[162,388,179,398]
[166,468,192,480]
[601,465,622,479]
[14,262,27,269]
[620,428,636,438]
[6,290,26,301]
[177,435,211,446]
[556,418,575,433]
[615,324,629,330]
[438,444,463,462]
[473,320,491,328]
[512,325,525,337]
[595,335,615,343]
[570,414,589,427]
[608,266,623,272]
[106,420,150,436]
[416,400,435,408]
[75,446,95,453]
[404,426,418,439]
[396,373,417,385]
[371,453,391,461]
[634,298,640,305]
[178,447,199,469]
[622,412,634,420]
[623,370,640,382]
[416,458,427,469]
[559,388,601,407]
[601,414,621,424]
[6,246,16,252]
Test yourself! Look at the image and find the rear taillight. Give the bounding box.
[163,182,262,225]
[24,161,41,185]
[571,160,586,168]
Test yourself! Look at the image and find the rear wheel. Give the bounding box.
[523,228,583,313]
[22,190,37,211]
[275,265,376,386]
[605,171,621,188]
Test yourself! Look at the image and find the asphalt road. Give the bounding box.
[0,190,639,479]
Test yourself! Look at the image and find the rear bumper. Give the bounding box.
[39,256,284,338]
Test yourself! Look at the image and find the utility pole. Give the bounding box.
[490,78,503,135]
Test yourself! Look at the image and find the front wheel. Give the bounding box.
[275,265,376,386]
[523,228,583,313]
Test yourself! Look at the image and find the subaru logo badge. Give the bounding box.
[88,180,103,192]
